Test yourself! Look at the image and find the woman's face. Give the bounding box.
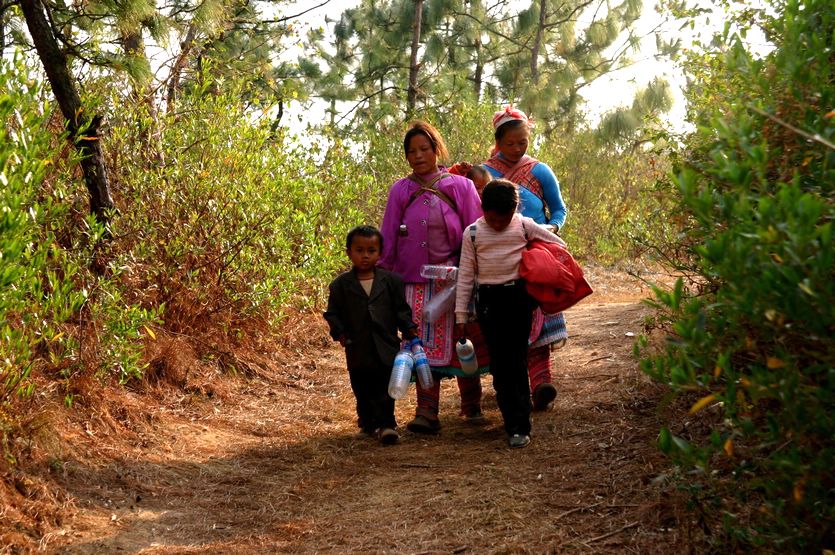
[496,126,530,163]
[406,133,438,175]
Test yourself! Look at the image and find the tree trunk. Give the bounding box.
[530,0,547,84]
[474,38,483,99]
[121,29,146,78]
[270,98,285,134]
[407,0,424,115]
[121,29,162,165]
[167,24,197,113]
[19,0,114,222]
[121,29,152,109]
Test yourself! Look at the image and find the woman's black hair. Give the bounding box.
[346,225,384,251]
[481,179,519,214]
[403,120,449,161]
[494,118,529,143]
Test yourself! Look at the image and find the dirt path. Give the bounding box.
[39,268,691,554]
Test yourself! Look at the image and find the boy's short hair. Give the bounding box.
[481,179,519,214]
[346,225,384,251]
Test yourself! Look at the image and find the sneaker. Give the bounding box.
[508,434,531,449]
[406,415,441,435]
[378,427,400,445]
[464,411,487,425]
[532,383,558,411]
[356,428,376,439]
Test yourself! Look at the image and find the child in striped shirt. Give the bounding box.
[454,179,563,448]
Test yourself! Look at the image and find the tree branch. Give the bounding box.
[166,22,198,113]
[261,0,331,24]
[541,0,595,30]
[749,105,835,151]
[335,85,399,125]
[449,10,531,50]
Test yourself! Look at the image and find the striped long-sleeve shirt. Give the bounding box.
[455,213,564,324]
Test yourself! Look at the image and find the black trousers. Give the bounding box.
[348,361,396,432]
[476,280,536,436]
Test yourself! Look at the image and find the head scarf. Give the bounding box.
[492,105,534,130]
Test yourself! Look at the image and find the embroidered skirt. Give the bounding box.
[530,310,568,349]
[405,281,490,377]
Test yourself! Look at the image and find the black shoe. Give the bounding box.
[406,415,441,435]
[464,411,487,425]
[378,427,400,445]
[532,383,557,411]
[508,434,531,449]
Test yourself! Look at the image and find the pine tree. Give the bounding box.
[302,0,675,133]
[300,0,506,125]
[495,0,653,133]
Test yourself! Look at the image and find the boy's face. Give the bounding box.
[347,235,381,272]
[483,210,514,232]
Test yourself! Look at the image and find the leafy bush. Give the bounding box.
[0,57,160,454]
[0,55,67,410]
[535,130,672,262]
[356,101,667,264]
[3,53,670,417]
[638,0,834,548]
[103,82,381,336]
[356,102,497,202]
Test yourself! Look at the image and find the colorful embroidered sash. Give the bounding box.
[485,154,543,201]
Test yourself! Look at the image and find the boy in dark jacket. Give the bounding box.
[324,225,417,444]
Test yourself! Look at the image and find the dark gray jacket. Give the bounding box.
[324,268,415,370]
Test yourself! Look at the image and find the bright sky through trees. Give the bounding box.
[285,0,691,130]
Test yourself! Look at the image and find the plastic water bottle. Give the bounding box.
[388,349,413,399]
[411,338,434,389]
[421,283,457,324]
[456,338,478,375]
[420,265,458,281]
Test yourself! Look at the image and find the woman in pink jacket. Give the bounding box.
[379,121,487,434]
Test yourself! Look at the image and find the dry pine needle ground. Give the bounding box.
[1,266,704,554]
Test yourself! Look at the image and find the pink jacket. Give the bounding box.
[379,171,482,283]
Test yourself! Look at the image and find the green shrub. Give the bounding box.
[638,0,834,548]
[3,56,671,420]
[355,102,667,264]
[103,82,382,333]
[535,130,673,262]
[0,55,65,408]
[0,55,163,424]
